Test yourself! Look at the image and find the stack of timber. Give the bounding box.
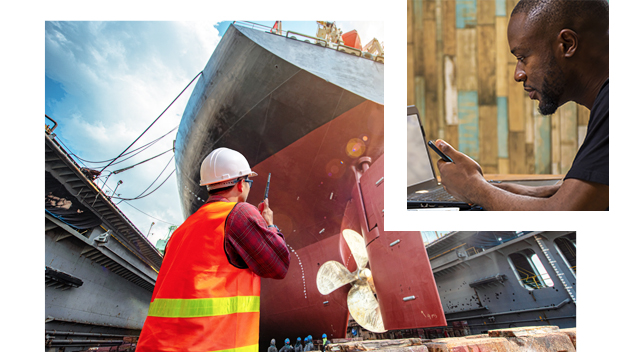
[407,0,589,176]
[328,326,576,352]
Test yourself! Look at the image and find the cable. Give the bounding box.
[129,155,175,199]
[71,125,178,166]
[119,201,179,227]
[112,169,175,201]
[54,137,89,169]
[99,71,202,173]
[113,148,173,174]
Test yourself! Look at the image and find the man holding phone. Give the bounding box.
[435,0,608,210]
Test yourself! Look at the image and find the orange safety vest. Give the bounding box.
[137,201,261,352]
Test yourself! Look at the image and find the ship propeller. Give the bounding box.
[316,229,386,333]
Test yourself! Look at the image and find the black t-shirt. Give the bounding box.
[564,79,609,185]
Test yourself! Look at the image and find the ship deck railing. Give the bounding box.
[232,20,384,63]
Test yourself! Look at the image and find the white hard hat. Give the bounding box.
[200,147,258,190]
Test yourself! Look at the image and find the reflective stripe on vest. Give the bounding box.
[136,200,261,352]
[148,296,260,318]
[216,344,259,352]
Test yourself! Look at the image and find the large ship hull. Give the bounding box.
[175,23,444,350]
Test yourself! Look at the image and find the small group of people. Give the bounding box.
[270,334,330,352]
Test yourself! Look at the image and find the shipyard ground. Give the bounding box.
[328,326,576,352]
[70,325,575,352]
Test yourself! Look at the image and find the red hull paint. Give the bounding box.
[247,102,445,348]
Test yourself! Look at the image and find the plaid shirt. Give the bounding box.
[207,195,290,279]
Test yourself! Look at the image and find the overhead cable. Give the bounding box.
[113,148,173,174]
[99,71,203,173]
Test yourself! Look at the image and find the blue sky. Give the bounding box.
[44,21,384,246]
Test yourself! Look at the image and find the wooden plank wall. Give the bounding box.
[407,0,590,175]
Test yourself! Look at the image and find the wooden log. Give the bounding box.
[328,338,423,352]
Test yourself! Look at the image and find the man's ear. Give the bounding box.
[558,29,578,58]
[236,179,244,192]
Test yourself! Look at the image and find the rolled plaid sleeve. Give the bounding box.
[223,201,290,279]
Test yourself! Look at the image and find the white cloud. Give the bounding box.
[46,21,223,236]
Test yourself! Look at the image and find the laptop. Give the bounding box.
[406,106,473,210]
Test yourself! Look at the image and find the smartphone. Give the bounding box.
[427,140,453,163]
[264,173,271,199]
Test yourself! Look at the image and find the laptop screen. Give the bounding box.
[407,112,436,187]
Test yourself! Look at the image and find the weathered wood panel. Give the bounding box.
[477,24,496,105]
[456,28,478,91]
[497,96,509,159]
[479,104,498,169]
[407,0,588,175]
[424,0,439,138]
[509,131,526,174]
[559,102,578,174]
[458,90,480,160]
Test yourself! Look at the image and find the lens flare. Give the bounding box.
[345,138,366,158]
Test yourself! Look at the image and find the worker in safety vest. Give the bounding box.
[136,147,290,352]
[303,336,314,351]
[279,338,294,352]
[269,339,278,352]
[294,337,303,352]
[321,334,330,351]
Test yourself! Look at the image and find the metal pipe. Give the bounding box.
[45,114,58,133]
[463,315,577,328]
[47,339,126,345]
[45,330,137,338]
[445,298,571,322]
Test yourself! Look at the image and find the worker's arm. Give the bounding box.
[492,182,561,198]
[435,140,609,210]
[224,201,290,278]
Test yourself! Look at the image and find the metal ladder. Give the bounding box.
[534,235,576,304]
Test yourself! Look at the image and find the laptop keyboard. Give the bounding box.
[408,187,457,202]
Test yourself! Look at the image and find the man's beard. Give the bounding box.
[537,57,565,115]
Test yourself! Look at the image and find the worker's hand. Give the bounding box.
[258,198,274,226]
[435,139,487,203]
